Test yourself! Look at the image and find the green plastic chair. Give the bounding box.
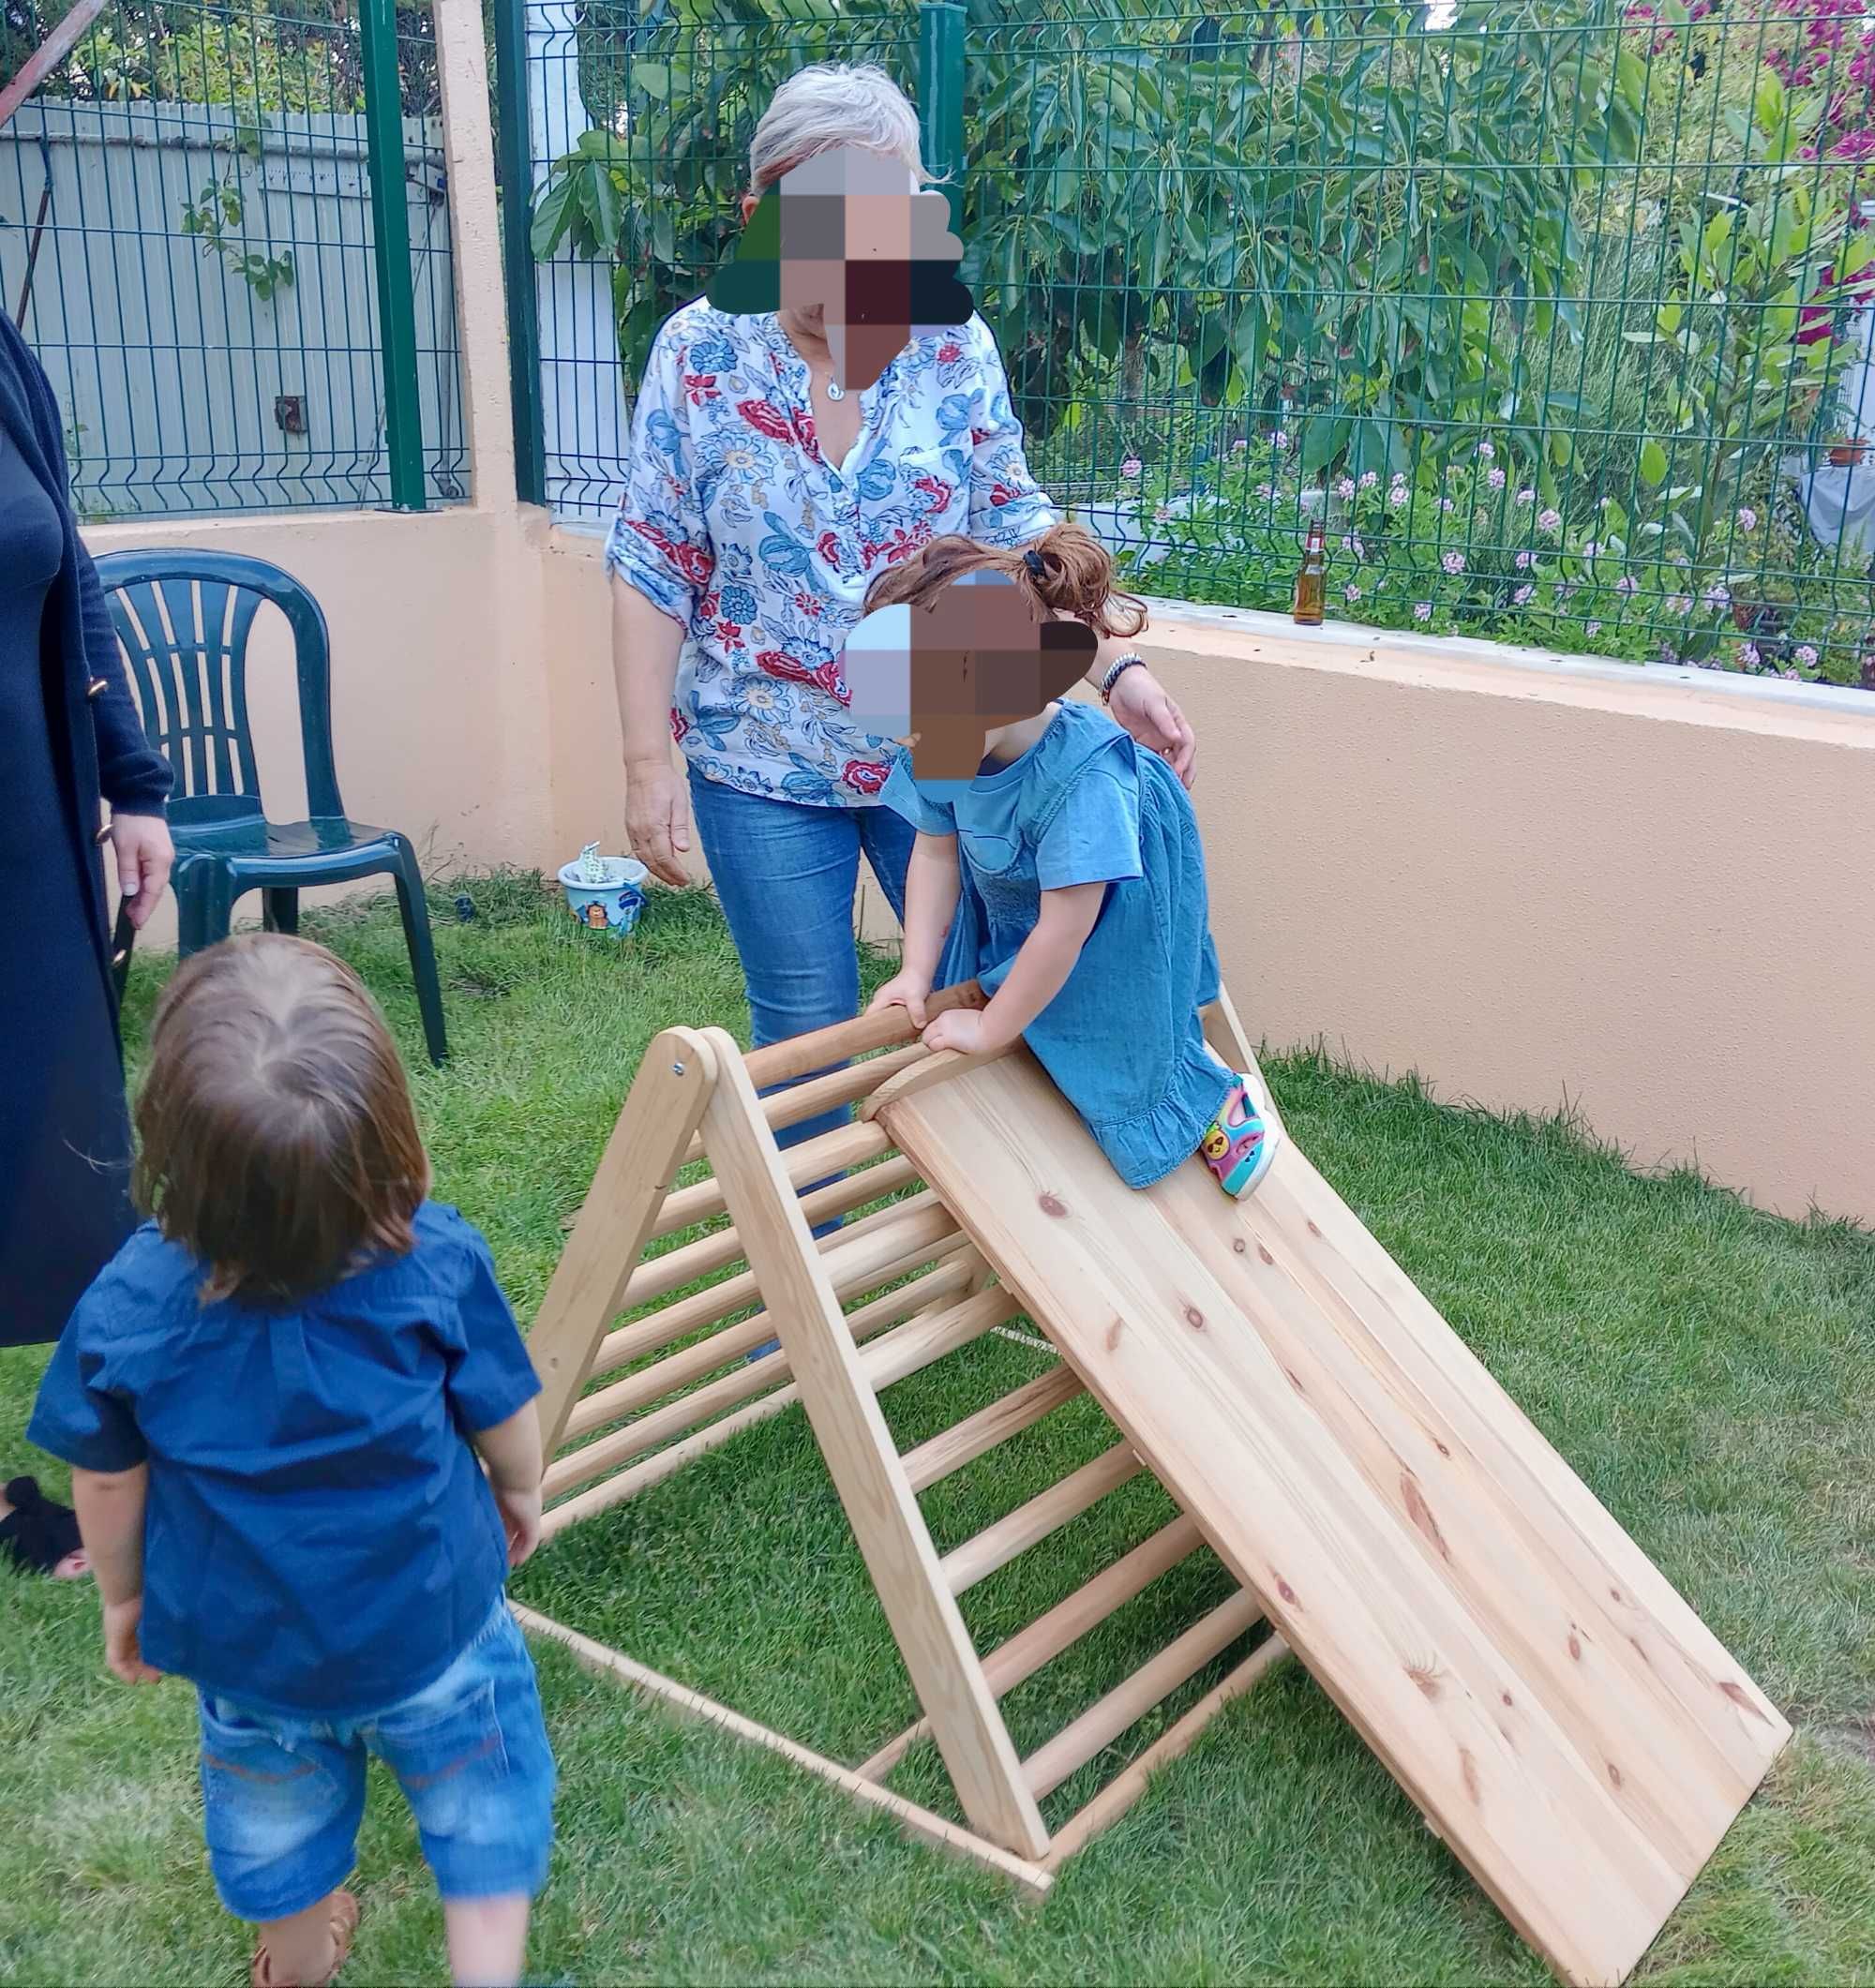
[95,549,448,1066]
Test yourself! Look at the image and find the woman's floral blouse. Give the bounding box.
[606,301,1057,805]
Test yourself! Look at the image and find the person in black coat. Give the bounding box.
[0,308,172,1370]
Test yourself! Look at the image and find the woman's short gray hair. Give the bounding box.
[748,63,931,194]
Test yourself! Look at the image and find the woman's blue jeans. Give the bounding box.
[686,770,918,1356]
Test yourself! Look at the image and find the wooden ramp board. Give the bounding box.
[877,1050,1789,1988]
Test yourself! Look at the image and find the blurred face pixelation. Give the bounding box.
[845,575,1098,801]
[709,146,973,393]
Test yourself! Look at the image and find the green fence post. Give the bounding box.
[359,0,426,510]
[493,0,547,507]
[919,0,967,235]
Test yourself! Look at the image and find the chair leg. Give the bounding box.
[175,863,238,959]
[262,888,300,934]
[389,841,448,1067]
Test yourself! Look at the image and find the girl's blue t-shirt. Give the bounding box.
[880,701,1144,900]
[28,1201,539,1720]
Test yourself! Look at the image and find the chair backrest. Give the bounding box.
[93,549,344,827]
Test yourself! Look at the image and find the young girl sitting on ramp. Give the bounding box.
[856,523,1277,1199]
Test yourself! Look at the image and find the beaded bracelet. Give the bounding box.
[1099,652,1147,704]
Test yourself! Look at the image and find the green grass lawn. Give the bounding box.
[4,875,1874,1986]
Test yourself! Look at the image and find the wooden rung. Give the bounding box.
[855,1514,1206,1783]
[940,1442,1143,1595]
[901,1363,1083,1493]
[552,1257,986,1495]
[1040,1634,1294,1869]
[647,1121,892,1241]
[741,981,985,1090]
[624,1153,921,1311]
[682,1044,925,1164]
[1022,1591,1265,1801]
[544,1259,985,1531]
[554,1223,967,1492]
[588,1190,951,1383]
[572,1201,962,1439]
[859,1283,1017,1392]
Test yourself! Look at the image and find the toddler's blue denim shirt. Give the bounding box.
[882,699,1231,1187]
[29,1203,540,1719]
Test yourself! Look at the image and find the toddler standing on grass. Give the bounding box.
[864,525,1279,1198]
[29,934,555,1988]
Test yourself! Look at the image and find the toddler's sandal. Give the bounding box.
[1200,1078,1280,1199]
[251,1888,359,1988]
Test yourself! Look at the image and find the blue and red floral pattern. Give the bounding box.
[606,303,1058,806]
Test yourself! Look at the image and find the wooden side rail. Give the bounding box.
[647,1121,892,1242]
[741,981,986,1090]
[900,1365,1085,1494]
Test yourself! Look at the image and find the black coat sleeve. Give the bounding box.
[11,321,172,815]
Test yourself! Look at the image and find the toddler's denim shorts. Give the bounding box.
[195,1601,555,1921]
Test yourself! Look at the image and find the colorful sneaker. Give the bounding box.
[1199,1076,1280,1198]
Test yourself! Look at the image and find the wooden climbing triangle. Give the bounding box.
[518,985,1788,1986]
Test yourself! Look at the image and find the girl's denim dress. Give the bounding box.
[881,699,1232,1188]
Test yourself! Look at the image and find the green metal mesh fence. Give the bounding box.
[2,0,466,514]
[514,0,1875,684]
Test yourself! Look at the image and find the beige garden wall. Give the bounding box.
[73,0,1875,1227]
[537,531,1875,1227]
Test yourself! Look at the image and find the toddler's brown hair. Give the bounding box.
[862,521,1148,639]
[133,933,428,1304]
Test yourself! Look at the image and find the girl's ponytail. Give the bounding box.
[862,521,1147,639]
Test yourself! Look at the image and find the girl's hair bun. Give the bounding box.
[862,520,1147,639]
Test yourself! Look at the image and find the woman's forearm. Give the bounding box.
[901,834,961,986]
[71,1465,147,1606]
[978,883,1104,1050]
[611,574,687,769]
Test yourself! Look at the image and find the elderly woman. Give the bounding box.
[609,62,1193,1134]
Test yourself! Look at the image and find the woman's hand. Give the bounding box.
[867,970,933,1029]
[1104,662,1197,788]
[623,756,694,888]
[109,813,173,930]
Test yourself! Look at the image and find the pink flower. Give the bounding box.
[1120,456,1142,480]
[1344,584,1362,602]
[1358,470,1379,489]
[1488,467,1508,490]
[1271,430,1291,453]
[1736,506,1759,531]
[1335,476,1358,501]
[1442,551,1466,575]
[1254,483,1275,501]
[1439,496,1456,513]
[1795,644,1821,666]
[1232,438,1249,453]
[1702,584,1730,611]
[1477,440,1496,461]
[1585,620,1602,637]
[1513,584,1535,605]
[1414,602,1432,620]
[1516,487,1536,507]
[1616,575,1639,595]
[1582,540,1602,560]
[1538,507,1562,533]
[1388,485,1409,508]
[1782,668,1802,680]
[1515,549,1534,570]
[1737,641,1761,668]
[1667,594,1692,616]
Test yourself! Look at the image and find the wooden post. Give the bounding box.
[694,1026,1051,1861]
[527,1028,719,1453]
